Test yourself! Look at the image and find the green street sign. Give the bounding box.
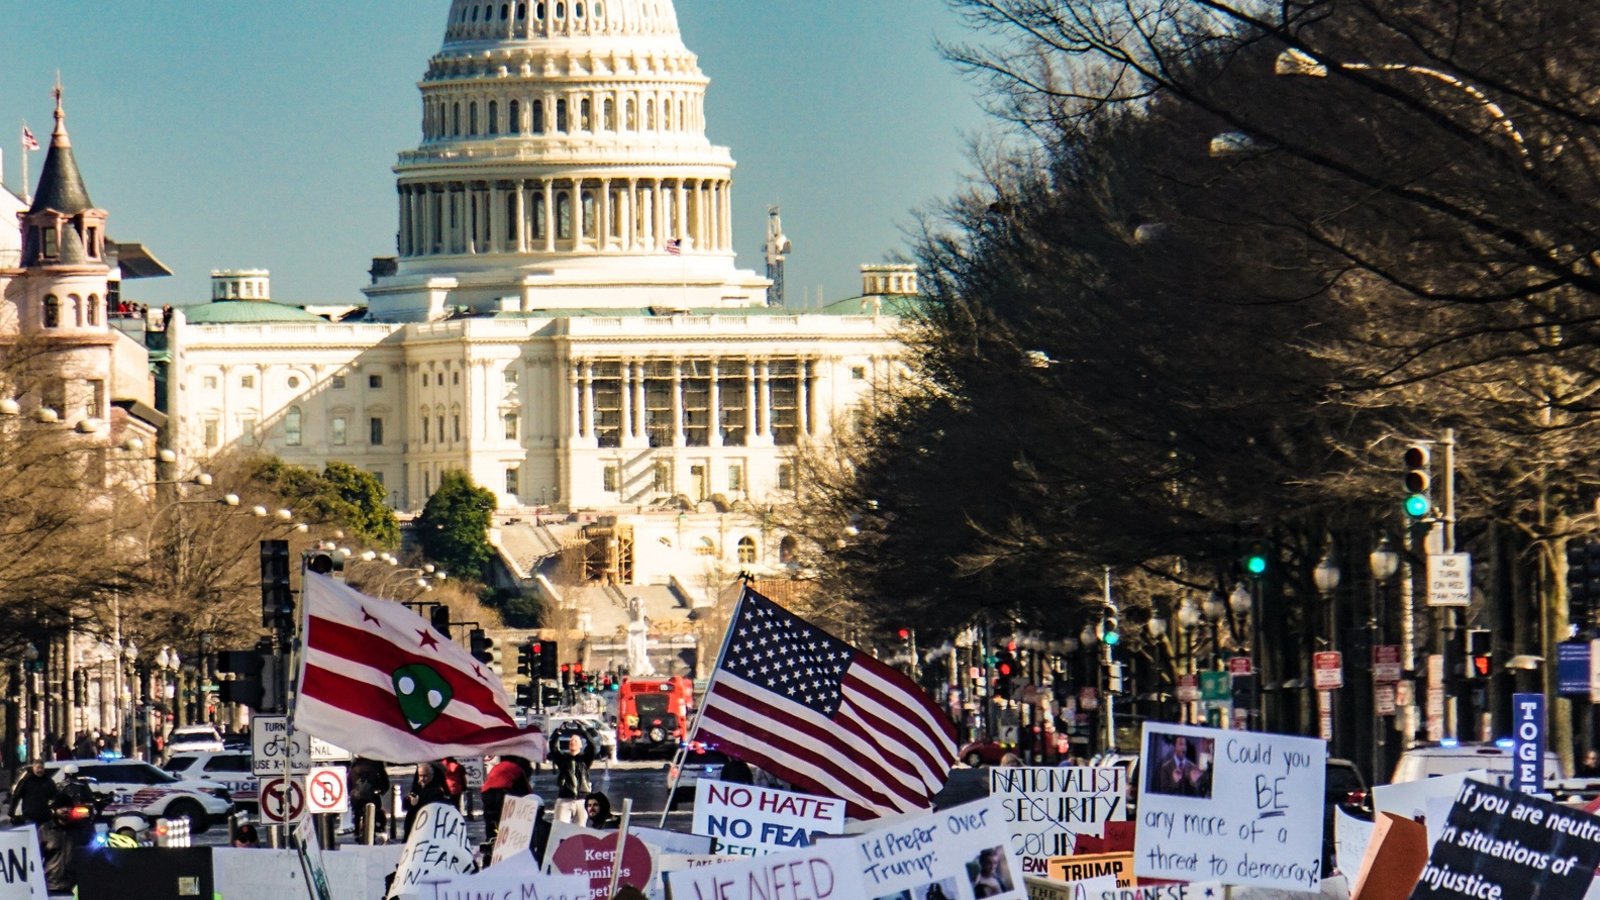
[1200,671,1231,702]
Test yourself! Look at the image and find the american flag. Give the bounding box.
[693,587,958,819]
[21,125,39,152]
[665,238,682,255]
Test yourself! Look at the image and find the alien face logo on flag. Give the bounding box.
[393,663,453,732]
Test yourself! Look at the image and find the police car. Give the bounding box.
[163,749,260,813]
[47,759,234,833]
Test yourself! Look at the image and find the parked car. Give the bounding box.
[163,749,259,812]
[1392,741,1565,784]
[958,740,1014,767]
[46,759,233,833]
[163,724,225,760]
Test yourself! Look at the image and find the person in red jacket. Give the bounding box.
[481,754,533,842]
[441,757,468,804]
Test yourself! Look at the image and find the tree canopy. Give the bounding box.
[416,470,498,582]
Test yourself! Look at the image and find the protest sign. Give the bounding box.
[1413,779,1600,900]
[1373,771,1488,851]
[387,803,476,899]
[692,779,846,856]
[1082,886,1225,900]
[855,797,1027,900]
[631,826,714,856]
[1349,812,1427,900]
[430,863,589,900]
[544,821,659,900]
[295,816,335,900]
[491,793,544,866]
[1513,693,1547,795]
[1334,806,1375,879]
[1025,874,1119,899]
[0,826,48,899]
[1045,852,1133,887]
[990,767,1128,873]
[1132,723,1327,891]
[663,835,861,900]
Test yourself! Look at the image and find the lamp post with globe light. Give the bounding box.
[1370,537,1402,780]
[1314,548,1343,749]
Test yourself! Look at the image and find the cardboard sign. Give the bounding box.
[1045,852,1133,887]
[295,816,335,900]
[432,859,588,900]
[663,835,860,900]
[1025,874,1118,899]
[0,826,48,899]
[1132,723,1326,891]
[1414,780,1600,900]
[491,794,544,865]
[388,803,476,899]
[990,767,1128,874]
[692,779,846,856]
[855,798,1027,900]
[1349,813,1427,900]
[1334,806,1375,878]
[544,821,658,900]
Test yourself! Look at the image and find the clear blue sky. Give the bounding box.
[2,1,991,308]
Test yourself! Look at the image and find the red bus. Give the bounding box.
[617,675,694,758]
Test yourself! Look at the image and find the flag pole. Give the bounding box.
[20,122,30,205]
[656,577,751,827]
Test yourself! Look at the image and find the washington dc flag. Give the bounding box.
[294,573,546,763]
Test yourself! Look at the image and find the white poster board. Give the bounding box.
[544,821,659,900]
[491,794,544,866]
[387,803,476,899]
[856,798,1027,900]
[212,848,369,900]
[430,862,588,900]
[664,838,862,900]
[630,826,714,857]
[0,826,48,899]
[1132,723,1326,891]
[692,779,846,856]
[989,767,1127,874]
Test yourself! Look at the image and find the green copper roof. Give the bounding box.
[182,301,327,324]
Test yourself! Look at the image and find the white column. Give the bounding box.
[543,180,556,252]
[722,180,733,250]
[568,365,583,440]
[572,178,586,250]
[488,183,504,253]
[513,182,526,253]
[670,360,684,447]
[641,182,656,250]
[619,359,633,441]
[656,180,669,247]
[708,359,722,447]
[798,360,811,436]
[398,188,412,256]
[675,180,689,247]
[622,179,636,251]
[598,178,612,251]
[743,361,756,444]
[581,362,595,441]
[633,362,647,441]
[758,359,773,442]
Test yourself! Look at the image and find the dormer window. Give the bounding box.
[41,228,58,259]
[86,227,99,259]
[43,296,60,328]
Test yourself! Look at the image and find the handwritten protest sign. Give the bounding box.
[387,803,476,899]
[631,826,714,856]
[663,835,861,900]
[0,826,48,899]
[1132,723,1326,891]
[1025,874,1119,899]
[431,865,588,900]
[491,794,544,865]
[692,779,846,856]
[295,816,334,900]
[1045,852,1134,887]
[1413,779,1600,900]
[991,767,1127,873]
[855,797,1027,900]
[544,821,659,900]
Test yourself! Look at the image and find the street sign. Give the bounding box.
[1176,674,1200,702]
[259,776,307,824]
[1427,552,1472,608]
[1372,645,1403,684]
[1317,691,1333,741]
[1426,654,1446,742]
[1228,656,1253,676]
[1313,651,1343,690]
[305,766,348,814]
[1557,641,1590,696]
[460,757,486,791]
[251,715,310,776]
[1374,684,1397,717]
[1078,687,1098,711]
[1199,671,1230,702]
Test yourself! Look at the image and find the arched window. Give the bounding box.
[506,192,519,245]
[42,296,59,328]
[532,193,546,239]
[625,98,636,130]
[501,3,510,19]
[603,98,615,131]
[509,100,521,134]
[576,2,584,17]
[779,535,799,565]
[488,100,498,134]
[469,101,479,135]
[556,192,572,240]
[532,99,545,134]
[645,99,655,130]
[86,294,99,326]
[286,407,303,446]
[579,98,591,131]
[537,2,546,19]
[663,99,672,130]
[737,536,757,564]
[517,3,526,20]
[421,409,431,443]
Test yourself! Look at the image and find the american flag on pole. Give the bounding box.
[294,573,546,763]
[692,587,958,819]
[665,238,682,256]
[21,125,39,151]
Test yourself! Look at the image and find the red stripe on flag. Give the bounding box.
[306,615,513,725]
[843,672,956,781]
[301,664,533,746]
[696,714,888,820]
[854,652,959,745]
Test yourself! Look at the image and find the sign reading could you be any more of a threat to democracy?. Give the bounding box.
[1132,723,1326,891]
[990,766,1128,874]
[1411,779,1600,900]
[692,779,846,856]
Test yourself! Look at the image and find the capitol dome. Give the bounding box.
[366,0,769,321]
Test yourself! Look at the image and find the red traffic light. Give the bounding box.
[560,663,570,673]
[896,628,910,641]
[997,662,1014,676]
[573,663,583,674]
[1472,655,1492,677]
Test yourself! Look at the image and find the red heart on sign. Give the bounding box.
[550,832,654,895]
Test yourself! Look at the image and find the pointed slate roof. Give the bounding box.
[29,84,93,215]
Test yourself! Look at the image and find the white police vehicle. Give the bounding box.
[163,749,260,813]
[47,759,233,833]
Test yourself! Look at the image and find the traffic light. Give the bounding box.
[430,606,452,638]
[1242,544,1269,578]
[469,629,499,671]
[217,648,271,711]
[517,642,535,677]
[1403,444,1432,520]
[994,648,1017,698]
[516,682,535,707]
[260,540,292,628]
[1465,629,1492,679]
[537,640,558,679]
[1100,617,1120,647]
[1568,541,1600,631]
[560,663,572,687]
[896,628,911,643]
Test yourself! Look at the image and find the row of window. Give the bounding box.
[451,0,609,30]
[29,223,103,262]
[197,372,384,392]
[422,90,700,140]
[40,294,102,329]
[204,412,386,450]
[596,460,795,494]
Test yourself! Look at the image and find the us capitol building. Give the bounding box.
[0,0,917,652]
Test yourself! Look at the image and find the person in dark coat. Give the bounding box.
[403,762,450,836]
[39,794,93,895]
[585,791,615,829]
[348,757,392,840]
[481,755,532,841]
[9,760,58,825]
[548,726,598,825]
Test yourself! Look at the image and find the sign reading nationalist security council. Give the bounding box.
[990,767,1127,874]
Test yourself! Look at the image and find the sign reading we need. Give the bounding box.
[990,766,1127,873]
[692,780,846,856]
[1132,723,1326,892]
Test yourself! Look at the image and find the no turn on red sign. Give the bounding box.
[259,776,307,824]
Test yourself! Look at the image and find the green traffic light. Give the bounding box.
[1102,630,1120,646]
[1404,493,1431,518]
[1245,555,1268,576]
